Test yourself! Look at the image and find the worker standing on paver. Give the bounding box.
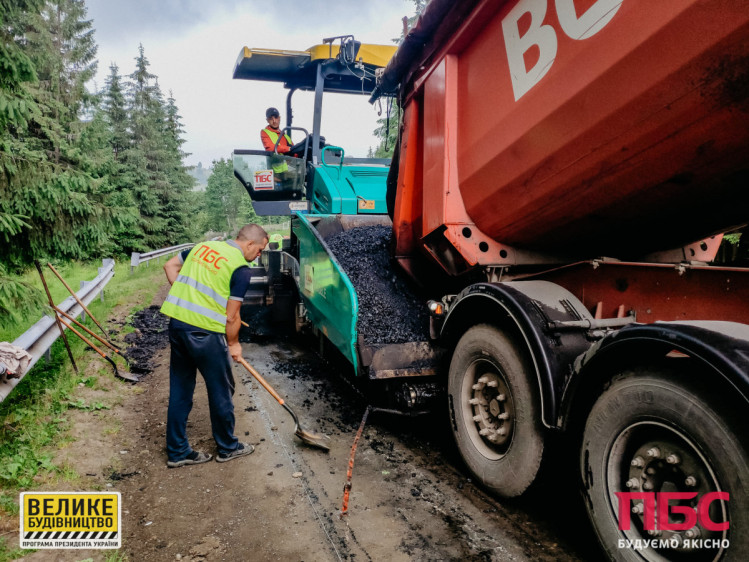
[160,224,268,467]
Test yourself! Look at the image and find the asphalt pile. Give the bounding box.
[123,305,170,373]
[325,225,430,345]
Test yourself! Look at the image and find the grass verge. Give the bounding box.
[0,259,165,560]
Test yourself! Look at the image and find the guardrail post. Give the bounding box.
[79,281,88,322]
[44,348,51,363]
[130,252,140,274]
[99,259,114,302]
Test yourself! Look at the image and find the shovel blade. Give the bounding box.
[115,370,140,383]
[295,427,331,451]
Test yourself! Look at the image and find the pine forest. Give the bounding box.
[0,0,262,323]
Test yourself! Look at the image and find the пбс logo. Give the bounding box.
[616,491,729,532]
[193,245,228,269]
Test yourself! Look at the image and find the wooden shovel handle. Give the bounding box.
[53,305,121,354]
[57,316,107,359]
[47,263,107,336]
[35,261,78,373]
[236,356,285,406]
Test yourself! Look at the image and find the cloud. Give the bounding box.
[87,0,414,166]
[86,0,226,43]
[86,0,410,48]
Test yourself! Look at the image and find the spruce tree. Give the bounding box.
[203,158,246,234]
[0,0,42,252]
[145,80,195,247]
[121,44,160,250]
[163,90,197,241]
[120,45,197,251]
[141,79,173,247]
[101,62,140,254]
[1,0,107,264]
[0,0,45,324]
[103,63,128,161]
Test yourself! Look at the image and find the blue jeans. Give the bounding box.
[166,328,239,461]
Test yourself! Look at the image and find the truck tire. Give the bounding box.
[580,369,748,561]
[447,324,544,497]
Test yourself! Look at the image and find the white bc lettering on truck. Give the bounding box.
[503,0,624,100]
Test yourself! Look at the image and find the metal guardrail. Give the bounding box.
[130,243,194,273]
[0,259,115,403]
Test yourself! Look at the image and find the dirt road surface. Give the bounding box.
[16,301,602,561]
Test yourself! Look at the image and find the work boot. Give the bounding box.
[167,450,212,468]
[216,442,255,463]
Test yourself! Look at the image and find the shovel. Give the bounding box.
[47,263,115,347]
[52,305,131,367]
[56,316,139,383]
[236,356,330,451]
[35,261,78,374]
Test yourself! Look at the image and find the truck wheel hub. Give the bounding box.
[467,364,514,450]
[613,422,728,556]
[489,399,501,417]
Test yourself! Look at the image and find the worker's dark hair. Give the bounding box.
[236,224,268,243]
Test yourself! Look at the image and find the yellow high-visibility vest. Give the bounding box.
[263,128,292,149]
[160,241,247,332]
[263,128,292,173]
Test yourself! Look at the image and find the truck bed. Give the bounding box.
[378,0,749,267]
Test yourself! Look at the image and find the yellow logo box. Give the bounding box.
[21,492,120,535]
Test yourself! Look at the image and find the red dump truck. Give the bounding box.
[368,0,749,560]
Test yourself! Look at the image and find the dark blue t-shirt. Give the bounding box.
[168,248,253,332]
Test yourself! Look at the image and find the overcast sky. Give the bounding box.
[85,0,413,167]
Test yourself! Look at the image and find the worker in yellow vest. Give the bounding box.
[160,224,268,467]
